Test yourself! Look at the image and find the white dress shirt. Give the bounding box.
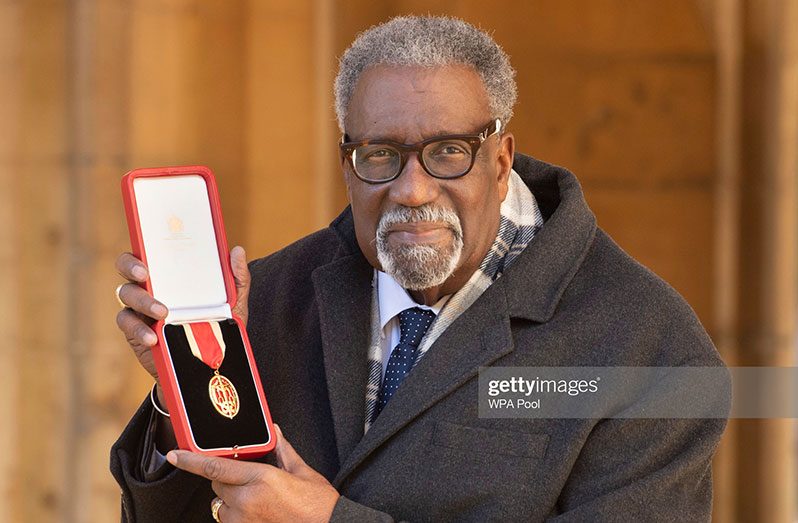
[376,270,450,379]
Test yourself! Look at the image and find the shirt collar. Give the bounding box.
[376,270,450,331]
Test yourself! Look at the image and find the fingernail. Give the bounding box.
[166,451,177,465]
[151,303,167,317]
[144,332,157,346]
[273,423,283,437]
[132,266,147,280]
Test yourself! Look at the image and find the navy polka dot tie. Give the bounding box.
[375,307,436,416]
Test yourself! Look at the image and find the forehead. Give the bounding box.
[344,64,492,141]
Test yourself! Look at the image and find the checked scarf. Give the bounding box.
[364,169,545,430]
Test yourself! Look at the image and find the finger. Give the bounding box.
[211,481,235,507]
[273,424,309,476]
[116,307,158,348]
[218,501,246,523]
[117,282,168,320]
[217,500,233,523]
[210,480,253,507]
[211,482,251,514]
[230,246,250,325]
[116,252,149,282]
[230,246,250,291]
[167,451,260,486]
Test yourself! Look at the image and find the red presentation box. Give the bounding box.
[122,165,275,459]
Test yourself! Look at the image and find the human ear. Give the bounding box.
[496,131,515,202]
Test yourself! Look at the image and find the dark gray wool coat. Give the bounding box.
[111,154,728,522]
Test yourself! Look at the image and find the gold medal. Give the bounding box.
[184,322,240,419]
[209,370,240,419]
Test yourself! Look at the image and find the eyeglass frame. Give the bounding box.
[339,119,503,184]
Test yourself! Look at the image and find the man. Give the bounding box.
[111,16,727,522]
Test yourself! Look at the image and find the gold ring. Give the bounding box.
[114,283,127,309]
[211,497,225,522]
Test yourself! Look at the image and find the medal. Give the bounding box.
[183,321,240,419]
[208,371,240,419]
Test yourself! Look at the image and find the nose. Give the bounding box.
[388,153,441,208]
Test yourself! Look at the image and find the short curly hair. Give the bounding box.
[334,15,517,132]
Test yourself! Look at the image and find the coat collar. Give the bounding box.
[500,155,597,322]
[313,154,597,483]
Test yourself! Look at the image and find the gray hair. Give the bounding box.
[334,15,517,132]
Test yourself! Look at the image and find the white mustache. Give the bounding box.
[376,205,463,240]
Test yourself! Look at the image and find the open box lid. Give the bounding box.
[122,166,236,324]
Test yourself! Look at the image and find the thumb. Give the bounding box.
[230,245,251,326]
[274,424,310,476]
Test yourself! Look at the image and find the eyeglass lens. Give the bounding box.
[352,138,473,181]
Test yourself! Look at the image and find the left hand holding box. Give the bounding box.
[167,424,340,523]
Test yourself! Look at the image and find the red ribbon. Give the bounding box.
[187,322,225,369]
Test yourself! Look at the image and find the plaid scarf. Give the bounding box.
[364,169,545,430]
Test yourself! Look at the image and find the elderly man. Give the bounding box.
[111,16,726,522]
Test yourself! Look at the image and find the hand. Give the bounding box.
[167,424,339,523]
[114,245,252,383]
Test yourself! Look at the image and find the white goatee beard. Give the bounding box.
[375,205,464,291]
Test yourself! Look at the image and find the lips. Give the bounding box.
[376,204,463,249]
[387,222,453,243]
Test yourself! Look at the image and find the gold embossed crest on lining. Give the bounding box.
[209,372,239,419]
[168,214,184,233]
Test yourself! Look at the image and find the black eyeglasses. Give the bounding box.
[339,119,502,184]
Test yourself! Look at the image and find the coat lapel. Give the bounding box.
[332,278,515,487]
[312,252,373,468]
